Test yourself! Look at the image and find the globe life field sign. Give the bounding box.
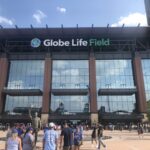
[31,38,110,48]
[89,39,110,46]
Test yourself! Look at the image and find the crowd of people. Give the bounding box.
[4,121,108,150]
[5,123,35,150]
[4,120,149,150]
[4,121,85,150]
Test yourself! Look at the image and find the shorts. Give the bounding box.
[63,145,74,150]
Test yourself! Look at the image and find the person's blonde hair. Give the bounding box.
[11,133,18,140]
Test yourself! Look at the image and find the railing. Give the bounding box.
[99,112,144,120]
[49,112,90,120]
[0,114,30,120]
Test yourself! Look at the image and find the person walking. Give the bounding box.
[79,124,83,145]
[43,122,58,150]
[91,127,97,144]
[5,128,22,150]
[60,122,74,150]
[97,125,106,150]
[23,127,35,150]
[74,126,82,150]
[137,124,144,139]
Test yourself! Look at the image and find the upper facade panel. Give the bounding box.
[0,27,150,53]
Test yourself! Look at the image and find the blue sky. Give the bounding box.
[0,0,147,28]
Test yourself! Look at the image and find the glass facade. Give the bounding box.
[97,95,135,112]
[96,60,136,112]
[51,60,89,113]
[5,96,42,113]
[5,60,44,113]
[2,58,141,114]
[142,59,150,101]
[52,60,89,89]
[96,60,134,89]
[7,60,44,90]
[51,95,88,113]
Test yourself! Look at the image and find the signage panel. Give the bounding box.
[31,38,110,48]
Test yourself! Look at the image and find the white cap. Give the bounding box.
[49,122,55,128]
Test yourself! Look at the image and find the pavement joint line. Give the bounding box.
[128,145,139,150]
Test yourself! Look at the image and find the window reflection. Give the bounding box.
[7,60,44,90]
[97,95,135,112]
[96,59,135,113]
[51,95,88,113]
[52,60,89,89]
[142,59,150,101]
[4,96,42,113]
[96,60,134,89]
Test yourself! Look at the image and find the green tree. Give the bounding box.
[147,100,150,121]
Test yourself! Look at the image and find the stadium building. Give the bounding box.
[0,1,150,125]
[145,0,150,26]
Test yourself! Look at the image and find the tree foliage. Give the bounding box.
[147,100,150,121]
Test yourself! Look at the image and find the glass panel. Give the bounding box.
[97,95,136,112]
[142,59,150,101]
[52,60,89,89]
[4,96,42,113]
[96,60,135,89]
[96,59,136,112]
[51,95,89,113]
[7,60,44,90]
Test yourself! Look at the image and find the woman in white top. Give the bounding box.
[5,128,22,150]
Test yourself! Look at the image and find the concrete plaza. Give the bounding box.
[0,130,150,150]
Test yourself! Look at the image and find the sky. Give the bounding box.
[0,0,147,28]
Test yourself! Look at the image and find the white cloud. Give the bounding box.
[111,12,147,27]
[57,6,66,13]
[97,60,128,76]
[7,80,24,89]
[0,16,13,25]
[108,60,127,76]
[33,10,47,24]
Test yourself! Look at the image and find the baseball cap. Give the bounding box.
[12,128,18,134]
[49,122,55,128]
[28,127,34,131]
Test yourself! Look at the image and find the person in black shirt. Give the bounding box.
[91,127,97,144]
[60,122,74,150]
[97,125,106,150]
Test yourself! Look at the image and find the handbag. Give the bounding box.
[77,140,82,146]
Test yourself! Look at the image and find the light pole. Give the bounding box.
[86,85,90,112]
[106,83,111,112]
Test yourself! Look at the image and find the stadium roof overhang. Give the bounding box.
[0,26,150,40]
[2,88,42,96]
[51,88,88,96]
[98,88,137,95]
